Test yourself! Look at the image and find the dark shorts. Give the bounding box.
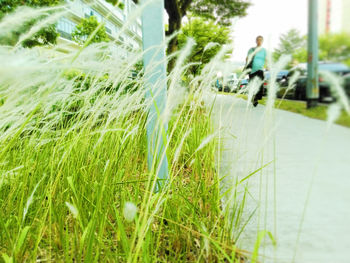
[249,70,264,100]
[248,70,264,81]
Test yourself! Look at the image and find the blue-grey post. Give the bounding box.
[307,0,319,108]
[141,0,168,191]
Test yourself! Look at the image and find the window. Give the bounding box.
[133,40,140,50]
[114,25,119,34]
[130,1,136,11]
[84,6,103,22]
[136,27,142,37]
[130,24,137,33]
[105,26,112,34]
[57,17,77,40]
[105,21,114,35]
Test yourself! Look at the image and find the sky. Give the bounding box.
[230,0,308,63]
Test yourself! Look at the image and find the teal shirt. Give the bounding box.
[248,47,267,73]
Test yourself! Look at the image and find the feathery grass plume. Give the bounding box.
[322,71,350,114]
[320,71,350,128]
[172,128,192,165]
[65,202,78,219]
[0,165,24,187]
[246,77,262,105]
[195,131,219,153]
[277,70,300,107]
[203,42,220,53]
[0,5,65,38]
[123,201,138,222]
[327,103,342,128]
[201,224,210,258]
[266,54,291,110]
[14,10,67,49]
[163,38,194,123]
[199,44,233,91]
[0,3,253,262]
[23,175,46,223]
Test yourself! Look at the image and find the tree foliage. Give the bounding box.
[0,0,61,15]
[163,0,250,71]
[109,0,250,71]
[72,16,110,45]
[274,30,350,67]
[178,17,231,75]
[0,0,61,47]
[189,0,250,26]
[319,33,350,66]
[163,0,250,34]
[104,0,125,10]
[273,29,307,67]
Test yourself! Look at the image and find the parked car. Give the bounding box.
[263,70,289,96]
[235,79,249,93]
[283,62,350,102]
[226,73,239,91]
[215,72,240,93]
[277,70,290,81]
[264,70,289,83]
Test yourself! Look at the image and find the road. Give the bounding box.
[204,93,350,263]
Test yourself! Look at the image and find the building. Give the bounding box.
[56,0,142,57]
[319,0,350,35]
[341,0,350,34]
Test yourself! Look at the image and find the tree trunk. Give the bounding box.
[164,0,182,72]
[166,22,182,72]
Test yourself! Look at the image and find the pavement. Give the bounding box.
[204,93,350,263]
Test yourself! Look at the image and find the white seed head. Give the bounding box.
[123,201,138,222]
[327,103,341,127]
[65,202,78,219]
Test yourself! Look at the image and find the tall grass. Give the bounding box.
[0,5,251,263]
[3,4,348,263]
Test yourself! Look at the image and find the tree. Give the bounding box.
[165,0,249,71]
[104,0,125,9]
[178,17,231,75]
[189,0,250,26]
[72,16,110,45]
[273,29,307,68]
[274,29,306,62]
[0,0,62,47]
[133,0,249,71]
[274,31,350,68]
[319,33,350,66]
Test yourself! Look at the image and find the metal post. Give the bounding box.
[141,0,168,191]
[307,0,319,108]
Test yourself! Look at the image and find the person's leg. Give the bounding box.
[255,70,265,100]
[248,72,254,81]
[249,71,259,106]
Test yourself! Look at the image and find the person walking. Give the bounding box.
[246,36,267,107]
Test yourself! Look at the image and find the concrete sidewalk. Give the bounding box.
[205,93,350,263]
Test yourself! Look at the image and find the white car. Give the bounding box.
[226,73,239,91]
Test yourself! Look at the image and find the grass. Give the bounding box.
[0,7,253,262]
[233,94,350,128]
[263,97,350,128]
[0,99,247,262]
[0,5,321,262]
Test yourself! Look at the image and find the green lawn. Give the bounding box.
[233,93,350,128]
[261,98,350,128]
[0,93,249,262]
